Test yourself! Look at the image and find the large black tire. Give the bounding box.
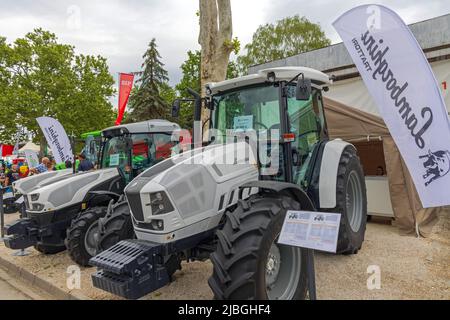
[97,200,135,252]
[209,194,308,300]
[326,146,367,255]
[34,244,66,254]
[66,206,108,266]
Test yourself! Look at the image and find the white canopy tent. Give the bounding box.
[18,141,40,153]
[324,60,450,116]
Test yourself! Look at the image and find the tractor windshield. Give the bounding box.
[211,84,326,183]
[212,85,280,141]
[101,133,176,182]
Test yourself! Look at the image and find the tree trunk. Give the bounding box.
[198,0,233,124]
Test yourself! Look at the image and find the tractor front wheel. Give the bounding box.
[328,146,367,255]
[66,207,107,266]
[209,194,308,300]
[96,200,135,253]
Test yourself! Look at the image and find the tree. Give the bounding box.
[175,50,239,129]
[198,0,238,122]
[126,39,172,123]
[0,29,115,151]
[237,15,331,74]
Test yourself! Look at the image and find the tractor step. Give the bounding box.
[89,239,170,300]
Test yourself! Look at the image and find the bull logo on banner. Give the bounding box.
[420,150,450,187]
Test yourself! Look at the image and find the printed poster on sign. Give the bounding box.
[278,210,341,253]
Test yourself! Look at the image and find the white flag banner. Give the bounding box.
[24,149,39,169]
[333,5,450,208]
[36,117,73,164]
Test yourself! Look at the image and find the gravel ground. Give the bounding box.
[0,209,448,300]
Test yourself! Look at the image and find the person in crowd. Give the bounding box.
[5,164,20,186]
[65,160,73,169]
[376,166,385,176]
[0,164,5,186]
[32,157,50,174]
[47,158,56,171]
[77,153,94,172]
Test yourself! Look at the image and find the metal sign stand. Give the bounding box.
[306,249,317,300]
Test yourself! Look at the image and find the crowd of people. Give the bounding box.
[0,153,94,191]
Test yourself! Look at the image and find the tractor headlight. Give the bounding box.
[32,203,45,211]
[30,193,40,201]
[148,192,174,215]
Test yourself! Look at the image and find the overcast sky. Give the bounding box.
[1,0,449,103]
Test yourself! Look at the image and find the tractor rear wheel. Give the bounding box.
[66,206,107,266]
[327,146,367,255]
[96,200,135,253]
[209,194,308,300]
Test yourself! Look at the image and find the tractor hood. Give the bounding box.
[24,168,120,214]
[124,142,259,241]
[12,169,73,196]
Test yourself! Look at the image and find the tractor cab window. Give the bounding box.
[102,133,176,183]
[286,87,326,184]
[212,85,280,143]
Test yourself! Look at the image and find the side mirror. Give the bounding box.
[296,77,312,101]
[172,99,181,118]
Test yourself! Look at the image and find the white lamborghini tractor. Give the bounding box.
[4,120,180,266]
[90,67,367,300]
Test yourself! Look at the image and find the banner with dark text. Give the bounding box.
[36,117,73,164]
[115,73,135,126]
[334,4,450,208]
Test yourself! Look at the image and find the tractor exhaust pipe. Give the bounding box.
[187,88,203,149]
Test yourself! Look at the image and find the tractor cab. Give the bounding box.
[205,67,332,189]
[100,121,180,183]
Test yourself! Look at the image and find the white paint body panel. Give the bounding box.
[319,139,353,208]
[130,142,259,244]
[26,168,119,213]
[12,169,73,195]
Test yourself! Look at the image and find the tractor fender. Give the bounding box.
[239,181,315,211]
[318,139,355,209]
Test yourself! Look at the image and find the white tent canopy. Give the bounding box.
[324,60,450,116]
[19,141,40,153]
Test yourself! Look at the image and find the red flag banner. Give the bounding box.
[115,73,135,126]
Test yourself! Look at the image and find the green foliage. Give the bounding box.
[126,39,172,123]
[0,28,115,144]
[223,37,241,55]
[237,15,331,74]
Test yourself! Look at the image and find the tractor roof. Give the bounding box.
[207,67,332,95]
[102,119,180,137]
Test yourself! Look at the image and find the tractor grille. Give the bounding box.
[125,178,149,222]
[127,193,144,222]
[23,196,30,210]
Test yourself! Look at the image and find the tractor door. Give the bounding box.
[286,87,328,187]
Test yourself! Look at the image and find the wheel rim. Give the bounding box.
[84,221,100,257]
[265,238,302,300]
[346,170,363,232]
